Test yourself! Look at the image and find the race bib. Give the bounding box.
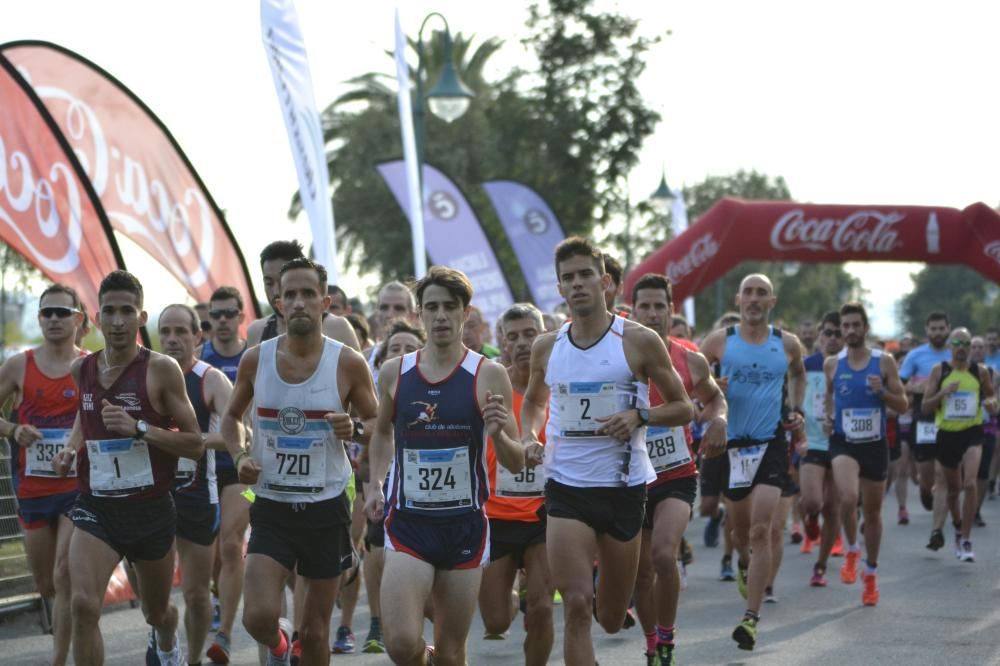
[842,408,882,443]
[646,426,691,474]
[944,391,978,421]
[555,381,627,438]
[810,389,826,420]
[916,421,938,445]
[87,438,153,497]
[176,456,197,481]
[403,447,473,510]
[496,463,545,498]
[25,428,76,478]
[727,444,767,489]
[262,435,328,494]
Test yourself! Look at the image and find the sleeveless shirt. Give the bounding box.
[173,361,218,503]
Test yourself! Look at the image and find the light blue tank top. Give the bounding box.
[803,352,829,451]
[722,326,788,442]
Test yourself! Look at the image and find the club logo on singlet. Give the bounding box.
[277,407,306,434]
[63,388,76,399]
[82,393,94,411]
[408,401,439,428]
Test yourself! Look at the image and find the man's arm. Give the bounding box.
[221,347,258,482]
[203,366,234,451]
[688,350,728,458]
[635,327,694,428]
[0,354,33,444]
[246,318,265,349]
[364,357,400,520]
[879,354,910,415]
[519,334,554,467]
[979,365,999,416]
[920,364,947,415]
[324,315,361,352]
[783,332,807,428]
[823,355,837,433]
[333,348,378,444]
[479,361,523,474]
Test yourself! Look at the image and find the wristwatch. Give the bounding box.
[635,408,650,425]
[352,419,365,440]
[135,420,149,439]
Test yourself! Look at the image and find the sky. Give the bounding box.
[4,0,1000,337]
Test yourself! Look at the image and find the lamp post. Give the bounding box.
[414,13,473,188]
[623,171,674,273]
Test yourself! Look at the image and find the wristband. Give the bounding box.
[233,450,249,468]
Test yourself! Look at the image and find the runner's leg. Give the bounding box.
[478,554,518,635]
[218,485,249,640]
[547,516,598,666]
[430,567,483,666]
[132,545,181,653]
[521,543,554,666]
[68,529,122,665]
[380,550,435,666]
[176,536,214,663]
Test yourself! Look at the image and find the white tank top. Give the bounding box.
[544,315,654,487]
[251,337,351,503]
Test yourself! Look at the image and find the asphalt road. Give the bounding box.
[4,484,1000,665]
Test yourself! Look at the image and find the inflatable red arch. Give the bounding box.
[624,198,1000,304]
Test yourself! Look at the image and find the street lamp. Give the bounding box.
[414,13,474,183]
[623,171,675,273]
[650,170,674,217]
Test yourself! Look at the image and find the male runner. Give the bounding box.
[159,304,234,664]
[0,284,84,666]
[53,270,204,666]
[327,285,351,316]
[601,253,624,311]
[367,281,419,368]
[463,305,501,359]
[922,327,998,561]
[799,311,844,586]
[630,273,726,666]
[478,303,554,665]
[700,273,805,651]
[824,302,908,605]
[970,336,997,526]
[221,258,377,666]
[364,266,523,666]
[520,238,694,666]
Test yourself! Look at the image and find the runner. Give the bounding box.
[478,303,554,665]
[463,305,501,359]
[365,266,525,666]
[602,253,624,312]
[630,273,726,666]
[824,302,908,605]
[922,327,998,561]
[520,238,694,666]
[970,335,997,527]
[52,270,204,666]
[199,286,249,664]
[700,273,806,651]
[159,304,234,665]
[799,311,844,586]
[221,258,377,666]
[0,284,85,666]
[327,285,351,316]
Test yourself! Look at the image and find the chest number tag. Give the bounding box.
[403,447,473,510]
[944,391,977,421]
[645,426,691,473]
[842,408,882,443]
[556,382,624,438]
[26,429,75,478]
[87,438,153,497]
[262,436,327,494]
[727,444,767,489]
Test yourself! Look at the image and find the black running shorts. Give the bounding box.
[643,475,696,530]
[545,479,646,542]
[247,494,353,579]
[936,427,983,470]
[489,518,546,567]
[70,493,175,563]
[174,495,220,547]
[829,435,889,482]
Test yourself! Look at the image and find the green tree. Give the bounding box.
[900,265,1000,335]
[0,242,43,350]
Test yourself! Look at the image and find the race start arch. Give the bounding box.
[624,198,1000,304]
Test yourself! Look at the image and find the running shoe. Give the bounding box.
[840,550,860,584]
[146,628,160,666]
[210,594,221,632]
[810,563,828,587]
[553,590,563,604]
[704,507,724,548]
[974,512,986,527]
[804,514,821,541]
[954,531,962,558]
[646,651,657,666]
[720,555,736,581]
[737,563,749,599]
[959,540,975,562]
[206,631,231,664]
[655,643,676,665]
[266,618,294,666]
[483,631,508,640]
[862,571,880,606]
[764,586,777,603]
[732,616,757,651]
[157,643,183,666]
[680,537,694,566]
[920,490,933,511]
[332,625,355,653]
[362,638,386,653]
[831,534,845,556]
[425,645,436,665]
[790,524,803,544]
[898,508,910,525]
[800,536,814,554]
[622,607,637,629]
[926,528,945,551]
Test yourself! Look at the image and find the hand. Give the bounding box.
[364,485,385,522]
[596,409,641,442]
[793,429,809,456]
[12,424,42,447]
[523,441,545,468]
[784,410,805,430]
[52,447,76,477]
[944,381,961,395]
[324,412,354,440]
[483,391,508,438]
[698,417,728,459]
[101,399,138,437]
[237,454,262,485]
[867,374,884,394]
[715,376,729,394]
[983,396,999,415]
[822,413,833,436]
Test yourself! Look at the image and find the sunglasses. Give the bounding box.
[822,329,842,338]
[209,308,241,320]
[949,339,971,347]
[38,306,80,319]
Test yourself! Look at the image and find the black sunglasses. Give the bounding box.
[209,308,241,320]
[822,329,842,338]
[38,306,80,319]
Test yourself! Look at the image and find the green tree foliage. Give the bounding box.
[900,265,1000,336]
[296,0,660,301]
[0,242,44,349]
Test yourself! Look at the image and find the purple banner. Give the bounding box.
[377,161,514,328]
[481,181,566,313]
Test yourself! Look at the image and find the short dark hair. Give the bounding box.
[603,254,623,287]
[631,273,673,308]
[376,319,427,368]
[554,236,605,279]
[278,257,328,291]
[926,311,949,326]
[259,240,305,267]
[39,283,81,310]
[160,304,200,334]
[840,302,869,327]
[328,285,349,305]
[671,314,688,328]
[500,303,544,335]
[344,312,370,344]
[99,270,143,307]
[210,286,244,311]
[415,266,474,308]
[820,310,841,329]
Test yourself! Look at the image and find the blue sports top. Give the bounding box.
[722,326,788,442]
[832,349,886,443]
[898,343,950,382]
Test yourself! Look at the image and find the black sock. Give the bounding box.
[743,609,759,622]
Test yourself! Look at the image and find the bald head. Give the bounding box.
[739,273,774,295]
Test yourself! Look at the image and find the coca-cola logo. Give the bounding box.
[984,241,1000,265]
[22,65,214,289]
[665,233,718,283]
[770,209,903,253]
